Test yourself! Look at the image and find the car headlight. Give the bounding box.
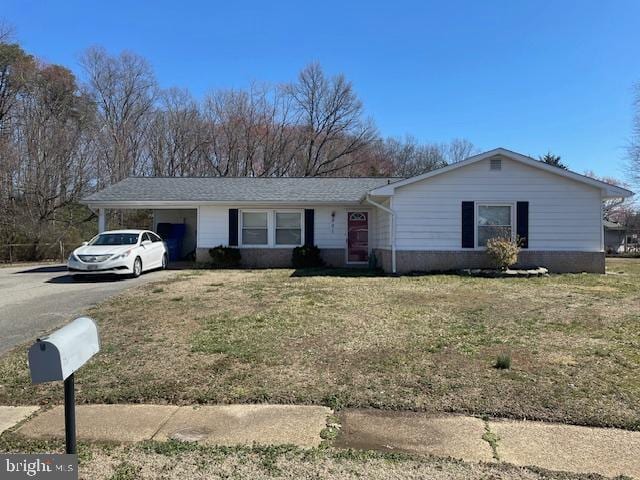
[112,249,133,260]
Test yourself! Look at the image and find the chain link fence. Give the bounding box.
[0,241,80,264]
[624,231,640,254]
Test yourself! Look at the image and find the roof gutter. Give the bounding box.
[365,194,396,274]
[81,200,367,207]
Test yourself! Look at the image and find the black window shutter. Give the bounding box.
[461,202,475,248]
[304,209,315,246]
[516,202,529,248]
[229,209,238,246]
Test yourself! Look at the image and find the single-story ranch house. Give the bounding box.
[82,148,633,273]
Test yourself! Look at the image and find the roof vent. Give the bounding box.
[490,158,502,171]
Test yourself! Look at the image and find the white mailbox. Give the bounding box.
[28,317,100,384]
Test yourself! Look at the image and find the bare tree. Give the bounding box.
[343,136,476,177]
[285,63,377,176]
[147,88,210,176]
[203,88,259,176]
[201,84,304,177]
[384,136,447,177]
[0,43,35,134]
[445,138,476,163]
[81,47,157,185]
[250,85,305,177]
[584,170,634,221]
[0,42,36,246]
[3,38,491,257]
[1,60,95,255]
[0,20,14,43]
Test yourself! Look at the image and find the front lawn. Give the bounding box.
[1,259,639,429]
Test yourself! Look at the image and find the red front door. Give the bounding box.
[348,212,368,263]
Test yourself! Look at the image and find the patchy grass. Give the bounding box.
[494,353,512,370]
[1,259,639,430]
[0,436,603,480]
[481,421,501,461]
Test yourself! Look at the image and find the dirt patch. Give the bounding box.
[335,409,493,462]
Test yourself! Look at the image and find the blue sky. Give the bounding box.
[3,0,639,179]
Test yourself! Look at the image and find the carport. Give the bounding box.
[153,209,197,260]
[89,205,198,262]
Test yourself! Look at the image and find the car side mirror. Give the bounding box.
[82,242,88,246]
[142,240,151,246]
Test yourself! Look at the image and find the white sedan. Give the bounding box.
[68,230,168,278]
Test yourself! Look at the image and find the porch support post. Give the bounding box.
[98,208,107,233]
[365,194,396,274]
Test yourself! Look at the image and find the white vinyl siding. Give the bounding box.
[313,207,347,248]
[197,205,364,250]
[370,197,391,249]
[198,205,228,247]
[391,156,603,251]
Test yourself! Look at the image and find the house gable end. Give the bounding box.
[367,148,633,199]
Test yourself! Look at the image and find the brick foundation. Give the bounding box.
[196,247,346,268]
[373,249,605,274]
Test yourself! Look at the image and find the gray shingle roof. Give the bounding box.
[82,177,399,205]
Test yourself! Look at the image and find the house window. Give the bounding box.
[275,212,302,245]
[242,211,268,245]
[477,204,512,247]
[349,212,367,221]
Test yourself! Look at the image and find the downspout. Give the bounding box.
[600,196,604,253]
[365,194,396,273]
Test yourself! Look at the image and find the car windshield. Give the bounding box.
[89,233,139,246]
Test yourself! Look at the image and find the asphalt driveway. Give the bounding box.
[0,264,176,356]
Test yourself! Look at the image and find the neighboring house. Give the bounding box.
[82,148,633,273]
[603,220,627,254]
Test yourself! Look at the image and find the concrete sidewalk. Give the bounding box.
[3,405,640,479]
[336,409,640,479]
[11,404,331,448]
[0,406,39,433]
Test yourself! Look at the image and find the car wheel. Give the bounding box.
[162,253,168,270]
[132,257,142,278]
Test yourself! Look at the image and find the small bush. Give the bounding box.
[494,353,511,370]
[208,245,241,268]
[485,237,520,270]
[292,245,325,268]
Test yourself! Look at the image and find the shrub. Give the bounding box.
[292,245,325,268]
[485,236,520,270]
[208,245,241,268]
[494,353,511,370]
